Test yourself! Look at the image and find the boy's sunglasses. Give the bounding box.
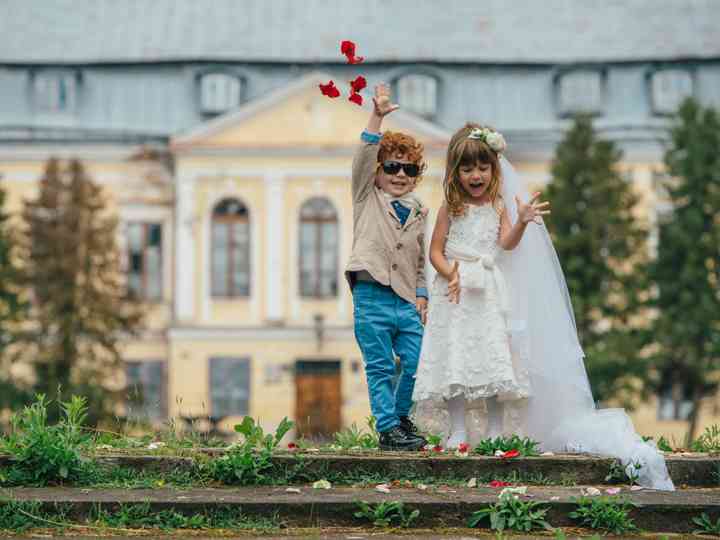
[381,160,421,178]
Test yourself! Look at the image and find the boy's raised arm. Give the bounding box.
[351,84,400,203]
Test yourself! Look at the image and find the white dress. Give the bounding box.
[412,203,530,440]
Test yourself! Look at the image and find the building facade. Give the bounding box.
[1,0,719,441]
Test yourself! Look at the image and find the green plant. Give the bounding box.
[203,416,293,485]
[643,435,673,452]
[693,512,720,535]
[0,500,45,532]
[691,425,720,454]
[333,421,378,450]
[569,496,637,535]
[468,492,551,532]
[353,501,419,528]
[425,433,442,447]
[0,394,89,485]
[605,459,642,485]
[473,435,540,457]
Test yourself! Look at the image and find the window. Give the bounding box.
[125,361,166,421]
[651,69,693,115]
[299,198,338,298]
[395,74,438,118]
[657,370,693,421]
[557,70,604,116]
[200,73,243,114]
[127,223,163,301]
[33,71,78,112]
[211,198,250,298]
[210,358,251,417]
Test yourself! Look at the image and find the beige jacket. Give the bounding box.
[344,142,427,305]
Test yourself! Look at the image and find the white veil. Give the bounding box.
[498,156,674,491]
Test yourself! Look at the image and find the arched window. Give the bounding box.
[299,198,338,298]
[395,74,438,118]
[211,198,250,298]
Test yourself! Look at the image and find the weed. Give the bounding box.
[353,500,419,528]
[692,512,720,535]
[473,435,540,457]
[569,496,638,535]
[333,419,379,450]
[691,425,720,454]
[202,416,293,485]
[0,394,90,485]
[605,459,642,485]
[468,491,551,532]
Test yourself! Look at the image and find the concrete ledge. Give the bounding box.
[1,452,718,486]
[2,486,718,533]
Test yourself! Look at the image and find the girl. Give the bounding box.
[413,123,675,491]
[412,123,542,449]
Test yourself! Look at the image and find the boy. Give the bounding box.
[345,84,429,451]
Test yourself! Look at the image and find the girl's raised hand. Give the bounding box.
[447,261,460,304]
[372,83,399,117]
[515,192,551,224]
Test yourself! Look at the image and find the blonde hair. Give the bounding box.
[444,123,503,217]
[377,131,427,185]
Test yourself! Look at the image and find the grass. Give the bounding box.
[0,499,280,533]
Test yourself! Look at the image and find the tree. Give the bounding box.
[649,98,720,442]
[0,179,30,411]
[545,115,650,406]
[15,159,144,425]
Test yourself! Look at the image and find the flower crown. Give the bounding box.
[467,127,507,154]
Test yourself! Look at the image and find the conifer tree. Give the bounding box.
[650,98,720,441]
[0,179,30,410]
[545,115,650,405]
[17,159,144,425]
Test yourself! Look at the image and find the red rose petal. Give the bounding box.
[432,445,443,453]
[348,92,363,106]
[287,442,297,450]
[319,81,340,98]
[489,480,513,488]
[340,40,365,64]
[457,442,470,453]
[340,40,356,57]
[501,449,520,459]
[350,76,367,93]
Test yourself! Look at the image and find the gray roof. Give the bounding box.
[1,0,718,64]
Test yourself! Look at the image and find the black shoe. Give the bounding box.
[399,415,419,434]
[379,426,427,451]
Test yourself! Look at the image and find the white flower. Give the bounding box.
[468,127,484,140]
[499,486,527,499]
[312,479,332,489]
[485,131,507,154]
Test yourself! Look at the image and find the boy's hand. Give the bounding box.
[416,297,428,325]
[447,261,460,303]
[373,83,399,117]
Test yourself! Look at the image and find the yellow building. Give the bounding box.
[1,73,716,444]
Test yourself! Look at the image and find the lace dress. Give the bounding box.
[412,203,530,441]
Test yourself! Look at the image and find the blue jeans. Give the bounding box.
[352,281,424,433]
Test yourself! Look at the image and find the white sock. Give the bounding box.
[446,395,467,448]
[486,396,504,439]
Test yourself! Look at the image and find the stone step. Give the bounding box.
[3,451,715,486]
[3,485,719,534]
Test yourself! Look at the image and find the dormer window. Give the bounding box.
[557,70,604,116]
[33,71,78,113]
[650,69,693,115]
[200,73,243,114]
[395,74,438,118]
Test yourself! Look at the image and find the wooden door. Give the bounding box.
[295,360,341,438]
